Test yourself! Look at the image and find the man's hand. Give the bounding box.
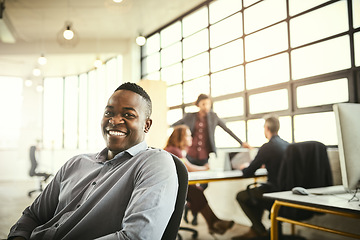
[241,142,252,149]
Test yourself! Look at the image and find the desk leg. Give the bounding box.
[270,200,281,240]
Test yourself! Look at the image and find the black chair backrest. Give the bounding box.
[29,145,38,176]
[278,141,333,219]
[161,154,189,240]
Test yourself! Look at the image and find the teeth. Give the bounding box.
[108,130,126,136]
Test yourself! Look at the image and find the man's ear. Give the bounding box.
[144,118,152,133]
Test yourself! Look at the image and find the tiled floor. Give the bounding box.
[0,180,249,240]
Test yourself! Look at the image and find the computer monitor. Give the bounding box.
[220,148,257,171]
[333,103,360,191]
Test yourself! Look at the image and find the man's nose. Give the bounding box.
[109,115,124,125]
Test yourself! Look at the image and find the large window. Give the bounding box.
[43,56,123,150]
[0,77,23,148]
[141,0,360,147]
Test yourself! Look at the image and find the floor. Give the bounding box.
[0,180,251,240]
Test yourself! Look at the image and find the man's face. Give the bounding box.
[101,90,152,159]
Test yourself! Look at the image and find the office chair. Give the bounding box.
[28,145,52,197]
[161,154,189,240]
[277,141,333,236]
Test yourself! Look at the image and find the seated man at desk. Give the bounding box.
[232,114,289,240]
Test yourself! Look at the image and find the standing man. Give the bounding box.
[8,82,179,240]
[232,114,289,240]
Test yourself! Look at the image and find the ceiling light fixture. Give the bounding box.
[136,35,146,46]
[36,85,44,93]
[57,21,79,48]
[94,58,103,68]
[63,25,74,40]
[24,79,33,87]
[32,68,41,77]
[38,54,47,65]
[113,0,123,3]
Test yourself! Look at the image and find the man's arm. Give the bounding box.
[7,168,62,240]
[216,114,252,148]
[96,150,178,240]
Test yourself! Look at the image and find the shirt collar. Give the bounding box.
[96,141,148,162]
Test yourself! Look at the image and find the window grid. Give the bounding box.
[141,0,360,146]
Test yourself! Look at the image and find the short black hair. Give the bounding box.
[264,114,280,134]
[115,82,152,118]
[195,94,210,106]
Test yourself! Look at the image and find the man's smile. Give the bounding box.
[107,129,127,137]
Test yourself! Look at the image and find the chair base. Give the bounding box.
[178,226,198,239]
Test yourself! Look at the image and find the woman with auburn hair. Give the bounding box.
[165,125,234,236]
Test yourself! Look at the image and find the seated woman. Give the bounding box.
[164,125,234,235]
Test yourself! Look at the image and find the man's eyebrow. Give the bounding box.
[123,107,136,112]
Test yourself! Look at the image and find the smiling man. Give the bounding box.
[8,82,178,240]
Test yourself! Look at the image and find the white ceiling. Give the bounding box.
[0,0,205,78]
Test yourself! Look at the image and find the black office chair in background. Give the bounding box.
[161,154,189,240]
[277,141,334,237]
[28,145,52,197]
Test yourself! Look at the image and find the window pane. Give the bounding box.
[78,73,88,149]
[183,7,208,37]
[162,63,182,85]
[244,0,286,34]
[297,78,349,108]
[161,42,182,67]
[183,76,210,104]
[64,76,79,149]
[246,53,289,90]
[290,1,348,48]
[209,0,242,24]
[43,78,63,149]
[248,116,292,146]
[249,89,288,114]
[354,0,360,28]
[294,112,337,145]
[355,32,360,67]
[278,116,292,144]
[247,118,266,147]
[210,13,243,48]
[166,84,183,107]
[142,52,160,75]
[144,33,160,55]
[289,0,329,16]
[161,21,181,48]
[185,105,198,113]
[245,22,288,61]
[183,52,209,80]
[211,66,244,97]
[144,71,160,81]
[244,0,261,8]
[291,36,351,80]
[167,108,183,126]
[0,77,22,148]
[210,39,243,72]
[213,97,244,118]
[183,29,209,59]
[215,121,246,148]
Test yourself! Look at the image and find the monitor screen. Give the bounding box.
[333,103,360,191]
[220,148,257,170]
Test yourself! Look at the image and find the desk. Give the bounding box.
[188,168,267,185]
[264,185,360,239]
